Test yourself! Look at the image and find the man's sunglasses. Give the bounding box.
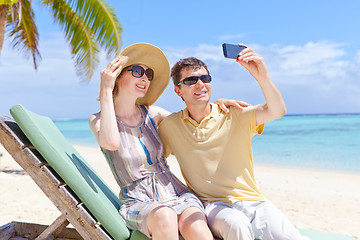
[127,65,154,81]
[178,75,212,86]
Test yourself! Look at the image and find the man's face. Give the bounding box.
[175,66,211,105]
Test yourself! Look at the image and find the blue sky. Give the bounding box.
[1,0,360,119]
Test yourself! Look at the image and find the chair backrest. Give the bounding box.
[9,104,130,240]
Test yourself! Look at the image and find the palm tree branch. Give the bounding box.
[0,0,19,4]
[68,0,122,56]
[7,0,41,69]
[43,0,99,80]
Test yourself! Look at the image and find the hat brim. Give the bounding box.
[119,43,170,106]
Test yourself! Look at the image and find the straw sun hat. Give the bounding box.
[97,43,170,106]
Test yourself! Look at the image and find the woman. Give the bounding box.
[89,43,246,239]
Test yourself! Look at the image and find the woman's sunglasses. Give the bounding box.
[127,65,154,81]
[178,75,212,86]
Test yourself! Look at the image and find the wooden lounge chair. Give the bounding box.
[0,104,149,240]
[0,104,357,240]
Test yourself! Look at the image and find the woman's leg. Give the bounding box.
[178,206,214,240]
[146,205,179,240]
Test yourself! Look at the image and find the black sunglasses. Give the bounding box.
[127,65,154,81]
[178,75,212,86]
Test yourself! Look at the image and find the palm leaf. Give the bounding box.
[8,0,21,22]
[43,0,99,80]
[68,0,122,57]
[0,0,19,4]
[7,0,41,69]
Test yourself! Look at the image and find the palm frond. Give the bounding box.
[68,0,122,56]
[8,0,21,23]
[7,0,41,69]
[0,0,19,5]
[43,0,99,80]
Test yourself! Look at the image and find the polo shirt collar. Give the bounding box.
[181,103,220,124]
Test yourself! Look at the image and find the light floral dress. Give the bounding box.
[99,105,203,237]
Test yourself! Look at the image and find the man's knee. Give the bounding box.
[252,202,309,240]
[206,203,253,239]
[220,213,252,239]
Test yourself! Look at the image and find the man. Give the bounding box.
[158,44,309,240]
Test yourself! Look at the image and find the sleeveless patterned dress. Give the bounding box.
[100,105,203,237]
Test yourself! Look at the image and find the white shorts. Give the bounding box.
[205,200,310,240]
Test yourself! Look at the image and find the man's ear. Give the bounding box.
[174,85,182,97]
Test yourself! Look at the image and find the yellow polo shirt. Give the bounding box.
[158,103,266,205]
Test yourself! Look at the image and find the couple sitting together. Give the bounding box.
[89,43,309,240]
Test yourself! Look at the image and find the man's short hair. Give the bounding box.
[171,57,209,86]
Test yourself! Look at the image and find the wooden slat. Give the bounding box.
[95,225,113,240]
[0,116,46,168]
[12,222,45,239]
[59,188,110,239]
[77,204,97,227]
[59,186,97,223]
[35,214,69,240]
[23,148,47,167]
[9,222,82,239]
[59,186,81,207]
[59,186,110,239]
[0,222,14,239]
[0,116,32,149]
[41,165,65,187]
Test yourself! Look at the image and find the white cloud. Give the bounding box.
[266,41,348,83]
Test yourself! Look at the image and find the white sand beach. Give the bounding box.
[0,144,359,239]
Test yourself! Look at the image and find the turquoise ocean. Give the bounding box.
[54,113,360,173]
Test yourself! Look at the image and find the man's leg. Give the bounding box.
[205,202,254,240]
[240,201,310,240]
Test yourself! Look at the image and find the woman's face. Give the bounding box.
[116,64,152,99]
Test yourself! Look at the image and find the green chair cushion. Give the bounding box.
[299,229,357,240]
[10,104,130,240]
